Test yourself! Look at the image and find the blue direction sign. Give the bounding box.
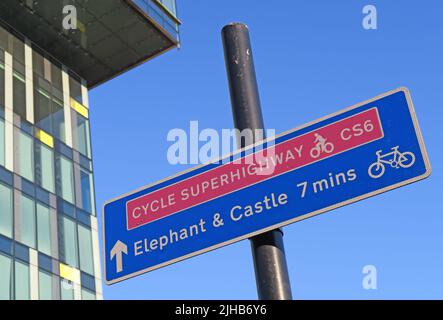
[103,87,431,284]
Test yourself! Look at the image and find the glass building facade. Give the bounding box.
[0,25,101,300]
[0,0,179,300]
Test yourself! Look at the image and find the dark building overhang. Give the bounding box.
[0,0,180,88]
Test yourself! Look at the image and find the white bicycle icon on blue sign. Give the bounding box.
[368,146,416,179]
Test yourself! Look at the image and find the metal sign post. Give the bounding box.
[221,23,293,300]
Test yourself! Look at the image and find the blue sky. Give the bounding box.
[90,0,442,299]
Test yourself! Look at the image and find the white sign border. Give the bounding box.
[102,87,432,285]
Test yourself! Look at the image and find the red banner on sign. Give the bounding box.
[126,108,383,230]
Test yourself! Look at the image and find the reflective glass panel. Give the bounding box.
[38,271,53,300]
[15,261,30,300]
[0,118,4,166]
[0,183,12,238]
[37,203,51,256]
[18,131,34,182]
[0,253,12,300]
[78,224,94,275]
[60,216,78,267]
[20,194,36,248]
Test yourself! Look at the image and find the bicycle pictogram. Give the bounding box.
[310,133,334,158]
[368,146,416,179]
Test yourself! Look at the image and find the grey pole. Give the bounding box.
[222,23,293,300]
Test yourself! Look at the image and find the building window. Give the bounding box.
[33,50,45,77]
[38,270,53,300]
[17,130,34,182]
[60,216,78,268]
[13,70,26,119]
[34,86,53,134]
[60,279,74,300]
[78,225,94,275]
[0,253,12,300]
[52,97,65,143]
[80,168,95,214]
[51,64,63,92]
[73,112,91,158]
[81,288,95,300]
[69,76,82,105]
[34,74,66,143]
[14,260,30,300]
[36,203,52,256]
[0,118,5,167]
[0,183,13,238]
[0,27,8,51]
[12,36,25,64]
[36,142,55,193]
[0,58,5,108]
[57,155,74,204]
[19,194,36,248]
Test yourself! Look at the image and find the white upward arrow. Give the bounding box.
[110,240,128,273]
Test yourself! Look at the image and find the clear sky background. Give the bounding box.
[90,0,442,299]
